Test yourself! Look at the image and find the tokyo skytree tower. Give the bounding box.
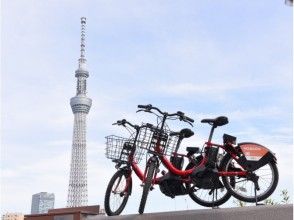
[67,17,92,207]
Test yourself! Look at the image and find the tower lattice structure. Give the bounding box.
[67,17,92,207]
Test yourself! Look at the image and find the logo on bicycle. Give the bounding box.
[241,144,269,161]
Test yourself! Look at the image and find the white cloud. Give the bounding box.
[156,81,274,97]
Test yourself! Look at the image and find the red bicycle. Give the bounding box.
[104,104,279,215]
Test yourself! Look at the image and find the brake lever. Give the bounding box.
[188,121,194,127]
[136,109,152,113]
[182,118,193,127]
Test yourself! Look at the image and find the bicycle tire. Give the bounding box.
[185,162,232,207]
[104,169,132,216]
[220,153,279,202]
[138,161,156,214]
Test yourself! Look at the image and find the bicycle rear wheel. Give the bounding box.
[104,169,132,216]
[138,161,156,214]
[185,162,232,207]
[221,153,279,202]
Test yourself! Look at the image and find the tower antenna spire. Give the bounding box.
[80,17,86,59]
[78,17,87,71]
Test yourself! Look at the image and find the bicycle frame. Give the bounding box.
[124,139,248,190]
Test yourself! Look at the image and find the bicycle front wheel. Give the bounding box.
[221,153,279,202]
[138,161,156,214]
[104,169,132,216]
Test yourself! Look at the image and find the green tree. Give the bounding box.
[264,198,277,205]
[280,190,290,204]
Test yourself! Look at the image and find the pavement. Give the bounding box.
[88,204,293,220]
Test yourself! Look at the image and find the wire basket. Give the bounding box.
[166,135,180,155]
[136,125,179,156]
[105,135,144,164]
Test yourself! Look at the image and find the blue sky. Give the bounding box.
[1,0,293,215]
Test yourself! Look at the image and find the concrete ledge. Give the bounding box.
[88,204,293,220]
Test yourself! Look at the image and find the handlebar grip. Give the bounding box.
[138,104,152,109]
[184,116,194,123]
[177,111,184,116]
[146,123,154,128]
[116,119,127,126]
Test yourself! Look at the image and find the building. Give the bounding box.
[31,192,55,214]
[67,17,92,207]
[2,213,24,220]
[25,206,100,220]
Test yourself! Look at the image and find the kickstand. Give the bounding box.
[254,181,264,206]
[211,189,219,209]
[254,185,258,206]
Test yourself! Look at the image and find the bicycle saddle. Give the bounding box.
[201,116,228,127]
[170,128,194,139]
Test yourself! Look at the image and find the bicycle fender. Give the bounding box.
[127,176,133,196]
[120,167,133,195]
[236,142,277,172]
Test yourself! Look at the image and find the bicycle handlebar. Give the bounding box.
[113,119,157,132]
[137,104,164,115]
[137,104,194,124]
[113,119,139,130]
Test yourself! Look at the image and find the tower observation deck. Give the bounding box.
[67,17,92,207]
